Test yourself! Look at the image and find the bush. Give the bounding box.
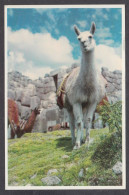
[97,101,122,137]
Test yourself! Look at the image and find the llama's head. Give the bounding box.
[74,22,96,52]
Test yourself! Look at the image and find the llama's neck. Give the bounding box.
[79,50,97,85]
[24,111,37,132]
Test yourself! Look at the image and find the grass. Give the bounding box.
[8,128,122,186]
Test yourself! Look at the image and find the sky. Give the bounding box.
[7,7,123,79]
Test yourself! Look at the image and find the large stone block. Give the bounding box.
[106,83,116,93]
[21,106,31,120]
[16,101,22,116]
[33,109,47,132]
[40,100,49,109]
[8,89,15,100]
[30,96,40,110]
[46,107,59,122]
[15,88,23,101]
[113,70,122,75]
[21,94,31,107]
[40,92,56,101]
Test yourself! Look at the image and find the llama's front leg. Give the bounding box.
[68,111,75,145]
[84,103,97,146]
[73,103,84,149]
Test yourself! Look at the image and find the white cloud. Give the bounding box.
[7,27,76,79]
[76,20,87,28]
[95,44,122,72]
[95,27,112,39]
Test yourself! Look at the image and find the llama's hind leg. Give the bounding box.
[84,103,97,146]
[68,111,75,145]
[73,103,84,149]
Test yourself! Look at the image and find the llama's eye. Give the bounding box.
[89,35,92,39]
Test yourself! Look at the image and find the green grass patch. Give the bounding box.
[8,128,122,186]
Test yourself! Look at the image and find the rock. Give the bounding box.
[105,76,113,83]
[8,89,15,100]
[62,155,69,159]
[41,176,61,186]
[15,88,23,101]
[101,67,108,72]
[46,107,59,122]
[112,161,122,175]
[47,169,58,176]
[44,73,50,78]
[40,100,49,109]
[30,174,37,179]
[78,169,84,180]
[21,106,31,120]
[16,101,22,115]
[21,94,31,107]
[30,96,40,110]
[113,70,122,74]
[106,83,116,93]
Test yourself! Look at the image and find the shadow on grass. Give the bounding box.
[55,137,73,152]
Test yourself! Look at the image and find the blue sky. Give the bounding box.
[7,7,122,79]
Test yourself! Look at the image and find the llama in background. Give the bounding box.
[8,99,40,138]
[64,22,106,149]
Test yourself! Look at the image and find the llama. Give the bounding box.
[63,22,106,149]
[8,99,40,138]
[21,108,40,134]
[8,99,21,138]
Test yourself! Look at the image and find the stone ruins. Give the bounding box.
[8,63,122,132]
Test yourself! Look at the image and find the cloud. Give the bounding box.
[95,44,122,72]
[7,27,76,79]
[95,27,112,39]
[76,20,87,28]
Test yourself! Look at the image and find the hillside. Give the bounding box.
[8,128,122,187]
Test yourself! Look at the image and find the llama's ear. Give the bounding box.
[90,22,96,35]
[74,25,81,36]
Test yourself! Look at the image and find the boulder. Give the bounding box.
[41,176,61,186]
[30,96,40,110]
[47,169,58,176]
[44,73,50,78]
[113,70,122,74]
[21,106,31,120]
[78,169,84,180]
[112,161,122,175]
[16,101,22,115]
[40,100,49,109]
[21,94,31,107]
[8,89,15,100]
[46,107,59,122]
[32,109,47,133]
[15,88,23,101]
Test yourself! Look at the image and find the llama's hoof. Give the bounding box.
[73,143,80,150]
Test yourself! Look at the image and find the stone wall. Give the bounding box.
[8,64,122,132]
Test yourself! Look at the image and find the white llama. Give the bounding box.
[64,22,106,149]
